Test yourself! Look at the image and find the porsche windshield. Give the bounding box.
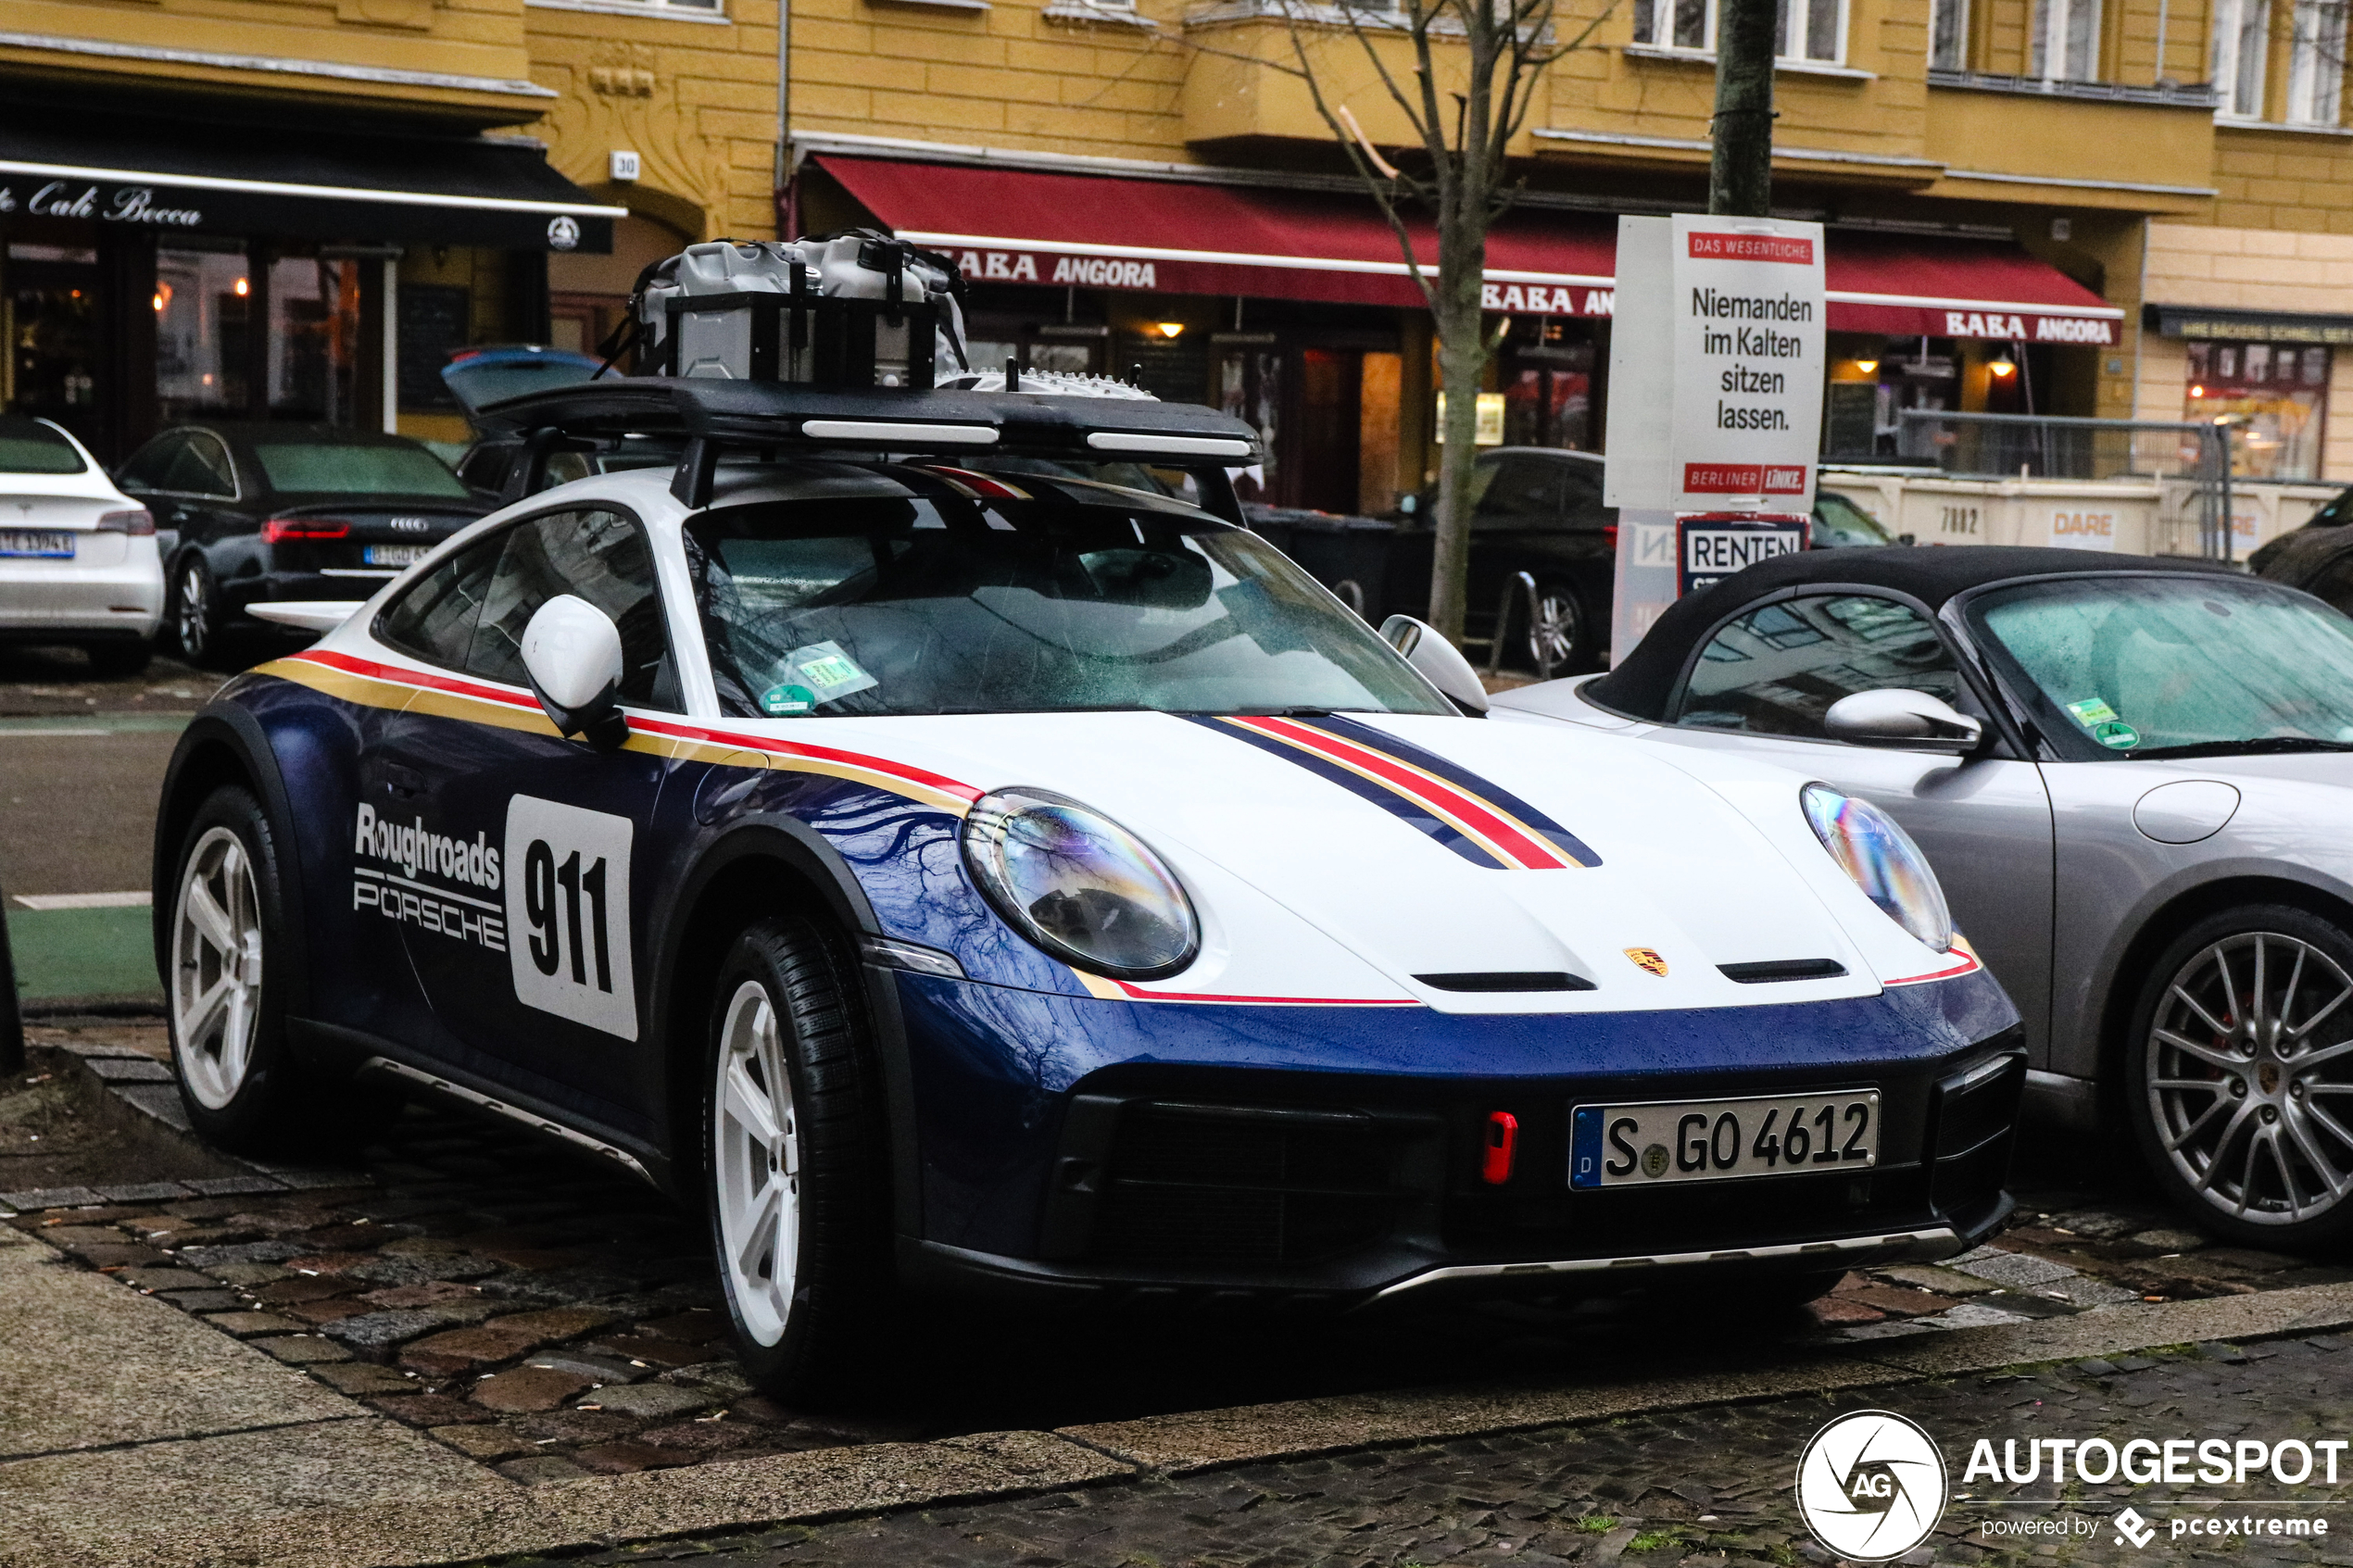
[686,480,1451,719]
[1969,573,2353,759]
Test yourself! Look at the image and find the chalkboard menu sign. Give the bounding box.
[398,285,472,410]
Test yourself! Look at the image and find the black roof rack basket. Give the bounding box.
[476,379,1265,508]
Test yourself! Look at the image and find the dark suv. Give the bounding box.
[113,425,491,665]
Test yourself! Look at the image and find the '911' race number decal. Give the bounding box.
[504,796,637,1040]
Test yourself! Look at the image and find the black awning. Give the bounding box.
[0,107,621,253]
[2143,301,2353,345]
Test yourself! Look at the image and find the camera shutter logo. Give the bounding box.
[1795,1410,1948,1561]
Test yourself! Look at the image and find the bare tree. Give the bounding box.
[1262,0,1612,643]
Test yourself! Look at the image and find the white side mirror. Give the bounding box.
[521,595,627,750]
[1379,614,1490,715]
[1824,688,1984,754]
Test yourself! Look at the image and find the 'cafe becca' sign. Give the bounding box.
[0,181,204,227]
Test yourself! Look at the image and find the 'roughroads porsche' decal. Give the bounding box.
[1196,714,1602,871]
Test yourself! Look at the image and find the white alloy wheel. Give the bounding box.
[172,825,264,1110]
[713,978,802,1346]
[2147,930,2353,1226]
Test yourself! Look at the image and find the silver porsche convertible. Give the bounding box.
[1499,546,2353,1249]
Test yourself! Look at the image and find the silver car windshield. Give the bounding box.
[1969,574,2353,759]
[684,481,1450,720]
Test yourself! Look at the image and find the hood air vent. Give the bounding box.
[1414,972,1597,993]
[1718,959,1848,984]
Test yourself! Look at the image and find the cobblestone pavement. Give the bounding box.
[6,1020,2353,1495]
[535,1336,2353,1568]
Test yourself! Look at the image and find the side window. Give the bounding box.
[467,508,681,711]
[1674,594,1963,739]
[115,433,185,494]
[1558,462,1607,526]
[1472,458,1562,529]
[377,532,506,670]
[165,434,237,497]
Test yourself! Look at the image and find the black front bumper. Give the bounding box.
[900,1035,2026,1311]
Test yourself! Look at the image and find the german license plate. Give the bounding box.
[363,544,430,567]
[0,531,74,558]
[1569,1090,1879,1189]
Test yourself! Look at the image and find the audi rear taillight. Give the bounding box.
[262,518,350,543]
[95,508,155,536]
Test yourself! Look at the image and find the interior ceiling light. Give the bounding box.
[1154,321,1185,339]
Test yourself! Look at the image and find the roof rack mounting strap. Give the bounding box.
[673,435,722,508]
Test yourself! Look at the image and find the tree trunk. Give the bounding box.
[1708,0,1776,217]
[1428,226,1487,643]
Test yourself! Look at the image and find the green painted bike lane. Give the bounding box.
[1,713,191,1009]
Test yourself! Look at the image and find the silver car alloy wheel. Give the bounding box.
[713,978,801,1346]
[172,825,264,1110]
[1529,589,1580,673]
[2147,930,2353,1225]
[177,563,208,659]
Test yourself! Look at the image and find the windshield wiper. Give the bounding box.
[2126,737,2353,759]
[1227,706,1336,718]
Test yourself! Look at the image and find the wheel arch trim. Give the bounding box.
[152,703,313,1025]
[2085,865,2353,1125]
[649,817,921,1241]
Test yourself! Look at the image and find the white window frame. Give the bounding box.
[2213,0,2271,116]
[2286,0,2347,122]
[1629,0,1848,65]
[2031,0,2101,80]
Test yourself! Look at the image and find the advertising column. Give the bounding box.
[1604,214,1826,660]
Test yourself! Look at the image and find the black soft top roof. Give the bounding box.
[1588,545,2233,721]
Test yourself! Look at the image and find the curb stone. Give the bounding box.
[18,1036,375,1201]
[15,1281,2353,1568]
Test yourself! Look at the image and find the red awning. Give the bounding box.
[813,156,2122,345]
[1825,231,2120,346]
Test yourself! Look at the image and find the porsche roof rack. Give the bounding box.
[475,378,1265,508]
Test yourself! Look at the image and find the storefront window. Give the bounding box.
[1217,345,1281,503]
[1500,320,1598,450]
[269,257,362,423]
[156,246,252,421]
[2186,339,2330,479]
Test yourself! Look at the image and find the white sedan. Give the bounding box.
[0,416,163,674]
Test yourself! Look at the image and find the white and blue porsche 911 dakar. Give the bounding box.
[153,379,2024,1395]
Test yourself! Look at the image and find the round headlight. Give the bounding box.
[961,787,1200,980]
[1800,784,1954,953]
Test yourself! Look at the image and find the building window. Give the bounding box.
[2032,0,2099,80]
[2287,0,2347,121]
[1931,0,1968,67]
[156,245,254,423]
[2213,0,2271,114]
[1630,0,1845,63]
[2186,339,2331,479]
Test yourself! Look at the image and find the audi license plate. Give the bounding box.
[0,531,74,558]
[1569,1090,1879,1189]
[363,544,430,567]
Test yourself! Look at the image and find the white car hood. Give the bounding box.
[726,709,1961,1013]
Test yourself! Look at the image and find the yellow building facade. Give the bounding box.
[8,0,2353,491]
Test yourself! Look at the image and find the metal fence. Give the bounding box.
[1894,409,2241,560]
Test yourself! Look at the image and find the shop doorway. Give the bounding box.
[1289,348,1361,513]
[6,246,109,455]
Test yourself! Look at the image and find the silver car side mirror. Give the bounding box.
[1824,688,1984,754]
[1380,614,1490,715]
[521,594,628,751]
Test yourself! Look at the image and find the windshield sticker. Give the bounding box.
[2065,696,2120,728]
[759,683,817,716]
[783,641,879,706]
[2094,720,2142,750]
